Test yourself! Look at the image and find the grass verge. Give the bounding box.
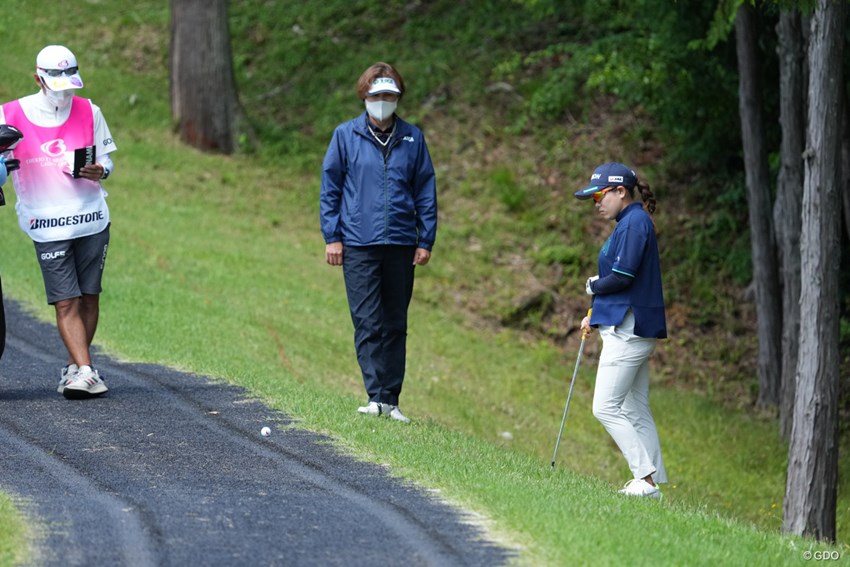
[0,495,28,567]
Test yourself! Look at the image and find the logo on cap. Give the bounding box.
[368,77,401,95]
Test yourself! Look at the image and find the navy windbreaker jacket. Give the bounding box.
[320,113,437,250]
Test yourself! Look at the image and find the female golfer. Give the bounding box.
[320,62,437,423]
[576,162,667,498]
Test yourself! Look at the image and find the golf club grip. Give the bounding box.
[581,308,592,339]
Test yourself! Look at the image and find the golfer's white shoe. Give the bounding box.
[618,479,661,499]
[388,406,411,423]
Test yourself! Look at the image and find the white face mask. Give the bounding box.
[365,100,397,122]
[43,86,74,110]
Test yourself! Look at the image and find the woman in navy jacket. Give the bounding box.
[576,162,667,498]
[320,62,437,423]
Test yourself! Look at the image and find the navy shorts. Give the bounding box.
[33,225,110,304]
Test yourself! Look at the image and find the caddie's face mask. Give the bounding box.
[40,79,74,109]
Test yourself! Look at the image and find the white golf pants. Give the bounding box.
[592,310,667,483]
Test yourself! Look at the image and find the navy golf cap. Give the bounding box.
[574,162,637,200]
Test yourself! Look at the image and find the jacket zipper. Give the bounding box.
[383,154,389,244]
[359,122,400,245]
[383,135,401,244]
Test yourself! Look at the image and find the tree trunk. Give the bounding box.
[735,3,782,408]
[775,9,805,441]
[782,0,847,542]
[840,77,850,243]
[170,0,249,153]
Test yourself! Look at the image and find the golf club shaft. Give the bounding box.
[550,307,592,469]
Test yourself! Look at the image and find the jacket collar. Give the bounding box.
[615,201,643,223]
[355,111,412,137]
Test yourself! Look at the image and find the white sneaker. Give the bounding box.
[63,365,108,399]
[357,401,384,416]
[388,406,411,423]
[57,364,78,394]
[618,479,661,499]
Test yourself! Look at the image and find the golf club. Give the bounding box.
[0,124,23,153]
[550,306,593,470]
[0,124,23,207]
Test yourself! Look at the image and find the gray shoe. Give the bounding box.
[57,364,78,394]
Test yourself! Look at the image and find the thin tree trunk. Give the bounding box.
[782,0,846,542]
[170,0,249,153]
[735,3,782,408]
[840,78,850,243]
[775,9,805,441]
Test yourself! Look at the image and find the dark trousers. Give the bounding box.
[342,245,416,406]
[0,274,4,360]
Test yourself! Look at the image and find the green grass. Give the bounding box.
[0,1,847,565]
[0,495,28,567]
[0,128,843,564]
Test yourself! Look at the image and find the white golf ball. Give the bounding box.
[261,427,271,437]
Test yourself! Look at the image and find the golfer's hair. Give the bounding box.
[627,178,656,216]
[356,62,406,100]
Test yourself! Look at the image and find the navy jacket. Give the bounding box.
[589,202,667,339]
[320,113,437,250]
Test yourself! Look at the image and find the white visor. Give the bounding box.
[367,77,401,96]
[36,45,84,91]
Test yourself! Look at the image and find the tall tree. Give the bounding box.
[775,9,806,440]
[783,0,847,542]
[734,2,782,408]
[170,0,249,153]
[841,79,850,242]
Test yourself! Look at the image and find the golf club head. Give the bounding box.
[0,124,23,153]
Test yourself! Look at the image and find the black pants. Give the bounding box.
[0,274,5,360]
[342,245,416,406]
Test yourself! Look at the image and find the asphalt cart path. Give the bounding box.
[0,301,513,566]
